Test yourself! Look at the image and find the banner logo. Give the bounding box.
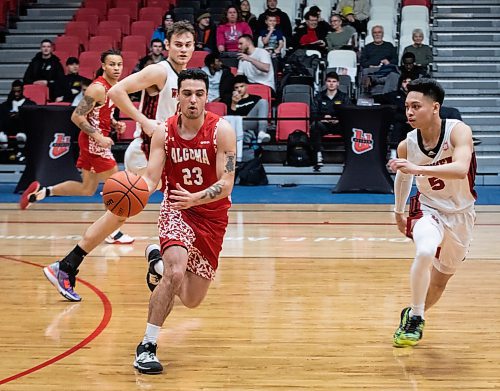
[351,128,374,154]
[49,133,71,159]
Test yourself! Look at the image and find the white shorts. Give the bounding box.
[413,204,476,274]
[124,137,147,175]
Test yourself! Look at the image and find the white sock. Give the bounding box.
[142,323,161,345]
[410,304,425,319]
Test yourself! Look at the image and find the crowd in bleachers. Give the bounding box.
[0,0,437,168]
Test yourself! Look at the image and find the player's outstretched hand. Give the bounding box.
[388,158,419,175]
[169,183,197,210]
[394,212,407,236]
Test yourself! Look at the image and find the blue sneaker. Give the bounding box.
[43,262,81,302]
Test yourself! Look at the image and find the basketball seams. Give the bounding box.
[103,171,149,217]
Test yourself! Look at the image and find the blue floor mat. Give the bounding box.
[2,183,500,205]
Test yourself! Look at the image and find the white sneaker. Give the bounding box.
[105,231,135,244]
[257,131,271,143]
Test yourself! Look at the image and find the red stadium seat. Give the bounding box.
[24,84,49,105]
[188,51,208,69]
[78,66,95,80]
[276,102,309,141]
[118,0,140,21]
[75,13,99,33]
[54,51,70,67]
[65,21,90,50]
[146,0,171,9]
[139,7,163,26]
[121,51,140,71]
[107,14,131,35]
[96,27,121,48]
[83,0,107,20]
[54,36,80,58]
[206,102,227,116]
[47,102,71,106]
[247,84,272,117]
[79,51,101,70]
[89,36,115,52]
[122,35,147,57]
[403,0,431,7]
[118,120,136,141]
[230,67,237,76]
[131,20,155,40]
[75,7,100,21]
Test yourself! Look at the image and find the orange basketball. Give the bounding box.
[102,171,149,217]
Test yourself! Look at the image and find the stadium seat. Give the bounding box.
[403,0,431,7]
[206,102,227,116]
[75,7,100,21]
[47,102,71,106]
[75,13,99,33]
[276,102,309,141]
[121,51,140,71]
[130,20,155,41]
[401,5,429,23]
[24,84,49,105]
[118,0,140,21]
[246,84,272,117]
[107,14,131,35]
[188,51,208,69]
[55,36,80,58]
[122,35,147,57]
[89,36,115,52]
[78,66,95,80]
[54,51,70,67]
[139,7,163,26]
[65,21,90,50]
[327,50,357,69]
[83,0,107,20]
[282,84,313,106]
[96,27,121,48]
[118,120,136,141]
[79,51,102,70]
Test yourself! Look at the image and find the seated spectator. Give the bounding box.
[23,39,65,102]
[133,39,167,73]
[201,52,235,102]
[399,52,429,81]
[217,6,253,53]
[335,0,369,34]
[256,0,293,42]
[152,12,174,44]
[402,28,433,70]
[310,71,351,170]
[259,14,285,58]
[237,34,275,93]
[71,78,90,106]
[326,13,357,51]
[0,80,37,161]
[194,10,217,53]
[308,6,331,33]
[291,11,329,55]
[61,57,91,103]
[223,75,271,143]
[239,0,258,35]
[360,26,397,69]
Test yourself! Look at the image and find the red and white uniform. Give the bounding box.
[124,61,179,173]
[406,119,477,274]
[76,76,117,173]
[158,112,231,280]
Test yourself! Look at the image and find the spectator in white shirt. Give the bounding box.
[236,34,275,93]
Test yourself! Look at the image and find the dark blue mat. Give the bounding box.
[2,183,500,205]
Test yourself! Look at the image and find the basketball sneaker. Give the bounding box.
[145,244,163,292]
[394,312,425,347]
[134,342,163,374]
[393,307,411,339]
[19,181,40,210]
[43,262,81,302]
[105,231,135,244]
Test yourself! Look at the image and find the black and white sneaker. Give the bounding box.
[133,342,163,374]
[145,244,163,292]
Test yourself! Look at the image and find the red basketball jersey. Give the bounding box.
[163,111,231,215]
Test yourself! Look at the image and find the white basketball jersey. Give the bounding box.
[406,119,477,213]
[133,60,179,138]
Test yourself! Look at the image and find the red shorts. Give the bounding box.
[158,202,229,280]
[76,149,117,173]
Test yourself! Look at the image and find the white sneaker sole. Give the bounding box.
[133,360,163,375]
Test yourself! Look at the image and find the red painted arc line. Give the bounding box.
[4,220,500,227]
[0,256,112,386]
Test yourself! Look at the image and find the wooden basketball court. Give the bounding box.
[1,202,499,390]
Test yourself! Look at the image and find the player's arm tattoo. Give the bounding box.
[224,152,236,174]
[74,96,97,135]
[201,182,224,200]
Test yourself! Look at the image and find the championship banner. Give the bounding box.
[334,105,394,193]
[15,106,81,193]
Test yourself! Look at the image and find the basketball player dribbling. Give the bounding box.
[389,78,477,347]
[39,22,196,302]
[19,49,134,246]
[132,69,236,374]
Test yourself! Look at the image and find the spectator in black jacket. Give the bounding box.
[256,0,293,42]
[133,39,167,73]
[201,52,234,102]
[23,39,65,102]
[291,11,330,55]
[310,71,351,169]
[194,10,218,53]
[360,26,397,69]
[62,57,91,103]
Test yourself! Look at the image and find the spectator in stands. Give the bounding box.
[223,75,271,143]
[308,6,331,32]
[237,34,275,93]
[399,52,429,81]
[402,28,433,70]
[239,0,258,35]
[62,57,91,104]
[385,76,412,159]
[259,14,285,58]
[335,0,369,34]
[194,10,217,53]
[151,12,175,44]
[133,39,167,73]
[23,39,65,102]
[326,13,357,51]
[71,78,90,107]
[0,80,36,161]
[291,11,329,55]
[201,52,234,102]
[256,0,293,42]
[310,71,351,169]
[217,6,253,53]
[360,25,397,69]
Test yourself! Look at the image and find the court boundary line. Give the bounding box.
[0,256,112,386]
